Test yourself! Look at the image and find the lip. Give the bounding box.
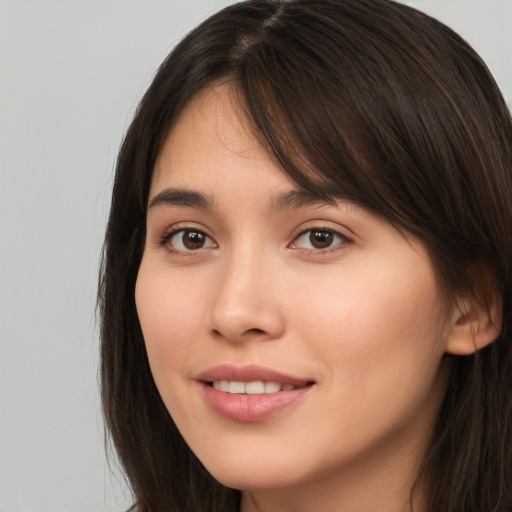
[196,364,312,387]
[196,364,315,423]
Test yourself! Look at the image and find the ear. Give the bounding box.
[445,296,503,356]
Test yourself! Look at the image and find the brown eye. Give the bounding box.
[309,230,333,249]
[168,229,216,251]
[183,230,206,249]
[292,228,347,251]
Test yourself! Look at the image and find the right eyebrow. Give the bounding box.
[148,188,213,210]
[270,189,338,212]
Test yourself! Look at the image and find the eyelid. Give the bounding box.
[288,224,352,253]
[156,223,217,253]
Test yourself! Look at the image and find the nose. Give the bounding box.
[207,248,286,344]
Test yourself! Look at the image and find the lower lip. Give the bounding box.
[200,383,313,422]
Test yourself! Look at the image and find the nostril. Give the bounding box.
[210,326,268,342]
[247,328,265,335]
[209,306,285,342]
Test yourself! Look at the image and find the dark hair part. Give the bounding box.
[98,1,512,511]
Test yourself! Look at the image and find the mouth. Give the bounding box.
[207,380,311,394]
[197,365,315,422]
[197,364,314,392]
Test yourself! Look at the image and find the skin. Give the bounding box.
[135,83,464,512]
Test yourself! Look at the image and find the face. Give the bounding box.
[135,84,455,499]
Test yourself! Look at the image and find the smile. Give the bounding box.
[197,366,315,422]
[211,380,300,394]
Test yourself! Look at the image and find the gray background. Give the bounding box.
[0,1,510,511]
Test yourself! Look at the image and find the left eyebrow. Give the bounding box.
[270,189,338,212]
[148,188,214,210]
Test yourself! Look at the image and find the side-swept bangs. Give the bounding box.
[231,1,511,305]
[136,0,512,303]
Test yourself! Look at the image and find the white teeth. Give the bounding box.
[264,381,281,393]
[211,380,297,394]
[245,381,265,394]
[213,380,229,392]
[229,381,246,394]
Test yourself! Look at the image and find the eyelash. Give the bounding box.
[290,227,350,255]
[157,225,350,255]
[158,226,216,254]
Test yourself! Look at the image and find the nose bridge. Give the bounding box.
[208,239,284,342]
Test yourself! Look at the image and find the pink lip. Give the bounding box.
[196,364,315,423]
[196,364,312,386]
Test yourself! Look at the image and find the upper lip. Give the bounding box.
[196,364,313,387]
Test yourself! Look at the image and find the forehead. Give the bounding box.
[152,83,270,188]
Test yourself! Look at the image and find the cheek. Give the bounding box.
[135,260,204,375]
[290,270,449,457]
[293,260,449,385]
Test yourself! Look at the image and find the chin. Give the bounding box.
[211,470,294,491]
[200,454,305,491]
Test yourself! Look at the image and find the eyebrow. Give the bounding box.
[148,188,214,210]
[270,189,337,212]
[148,187,339,213]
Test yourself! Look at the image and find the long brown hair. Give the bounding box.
[98,1,512,510]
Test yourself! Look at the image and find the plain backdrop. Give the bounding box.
[0,1,510,511]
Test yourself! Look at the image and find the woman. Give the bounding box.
[98,0,512,511]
